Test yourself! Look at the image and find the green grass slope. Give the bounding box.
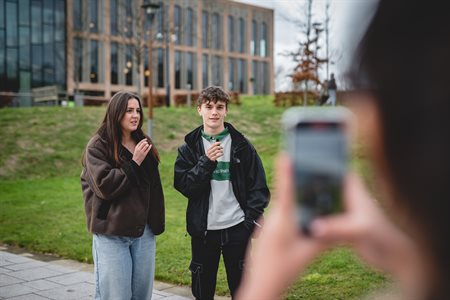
[0,96,388,298]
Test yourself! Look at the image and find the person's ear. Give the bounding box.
[365,99,383,165]
[351,96,383,160]
[197,106,201,116]
[350,95,390,185]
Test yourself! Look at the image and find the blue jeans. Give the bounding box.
[93,225,156,300]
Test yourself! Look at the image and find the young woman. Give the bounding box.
[81,91,165,300]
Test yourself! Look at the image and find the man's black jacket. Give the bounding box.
[174,122,270,237]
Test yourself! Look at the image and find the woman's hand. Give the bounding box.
[237,154,427,300]
[310,173,428,299]
[132,139,152,166]
[236,154,330,300]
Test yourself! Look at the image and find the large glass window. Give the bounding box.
[31,44,43,86]
[252,60,258,94]
[31,1,42,44]
[263,62,270,94]
[212,55,222,86]
[110,42,118,84]
[43,47,55,84]
[202,10,208,48]
[186,52,195,89]
[125,0,133,38]
[251,20,258,55]
[156,3,163,35]
[43,0,53,23]
[6,1,18,47]
[238,59,246,93]
[0,30,5,75]
[73,0,82,31]
[0,0,4,29]
[89,0,98,33]
[238,18,245,53]
[174,5,181,45]
[125,44,133,85]
[228,16,234,52]
[90,40,98,83]
[110,0,118,36]
[43,24,53,44]
[228,58,235,91]
[202,54,208,88]
[55,0,64,42]
[20,70,31,90]
[175,50,181,89]
[54,41,65,85]
[6,47,18,80]
[19,0,30,26]
[157,48,164,88]
[73,38,83,83]
[185,7,194,46]
[43,25,55,83]
[144,47,149,86]
[5,0,67,91]
[19,27,30,69]
[212,13,221,50]
[260,22,267,57]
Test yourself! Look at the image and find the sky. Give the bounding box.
[235,0,378,91]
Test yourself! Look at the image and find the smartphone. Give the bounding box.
[282,107,352,235]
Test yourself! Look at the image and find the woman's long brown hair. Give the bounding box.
[83,91,160,166]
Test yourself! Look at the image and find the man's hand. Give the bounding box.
[206,141,223,161]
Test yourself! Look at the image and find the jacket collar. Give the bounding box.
[184,122,246,149]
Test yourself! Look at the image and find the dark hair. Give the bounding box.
[83,91,159,166]
[197,86,230,107]
[350,1,450,298]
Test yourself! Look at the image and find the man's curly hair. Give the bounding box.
[197,86,230,107]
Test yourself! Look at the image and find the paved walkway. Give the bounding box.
[0,245,202,300]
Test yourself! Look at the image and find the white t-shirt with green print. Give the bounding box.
[201,128,245,230]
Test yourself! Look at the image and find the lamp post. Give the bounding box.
[165,33,171,107]
[142,1,160,138]
[158,28,176,107]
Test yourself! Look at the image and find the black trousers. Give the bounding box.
[190,221,251,300]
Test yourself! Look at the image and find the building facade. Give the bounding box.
[0,0,66,106]
[0,0,274,106]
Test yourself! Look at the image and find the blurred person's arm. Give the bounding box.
[236,154,329,300]
[237,154,428,300]
[311,174,429,300]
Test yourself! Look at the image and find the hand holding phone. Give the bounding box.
[282,107,352,235]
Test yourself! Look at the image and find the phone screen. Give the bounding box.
[290,121,348,234]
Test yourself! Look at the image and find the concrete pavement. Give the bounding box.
[0,245,203,300]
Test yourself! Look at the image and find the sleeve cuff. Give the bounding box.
[122,160,140,186]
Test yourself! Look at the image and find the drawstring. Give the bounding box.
[220,228,229,246]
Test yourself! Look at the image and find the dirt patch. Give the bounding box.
[0,154,19,176]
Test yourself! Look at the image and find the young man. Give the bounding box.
[174,86,270,300]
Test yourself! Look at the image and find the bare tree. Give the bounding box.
[117,0,151,98]
[280,0,330,105]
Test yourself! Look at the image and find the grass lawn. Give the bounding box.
[0,96,389,298]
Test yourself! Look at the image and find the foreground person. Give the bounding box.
[237,1,450,299]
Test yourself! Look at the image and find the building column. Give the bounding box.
[247,9,253,95]
[66,0,74,95]
[104,0,111,99]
